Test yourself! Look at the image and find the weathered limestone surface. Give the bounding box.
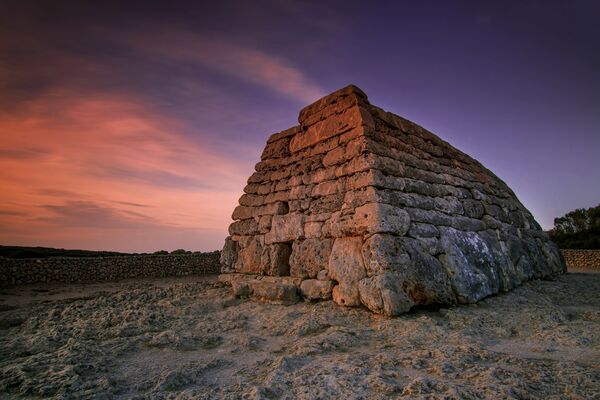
[220,85,566,315]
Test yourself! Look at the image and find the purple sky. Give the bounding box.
[0,0,599,252]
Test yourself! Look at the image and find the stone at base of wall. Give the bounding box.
[561,249,600,270]
[0,252,221,287]
[218,274,303,304]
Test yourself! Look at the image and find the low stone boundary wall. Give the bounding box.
[562,249,600,270]
[0,252,221,287]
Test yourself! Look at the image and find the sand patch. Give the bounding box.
[0,273,598,398]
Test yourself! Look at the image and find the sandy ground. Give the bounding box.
[0,272,598,399]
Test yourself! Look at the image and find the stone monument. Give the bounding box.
[220,85,566,316]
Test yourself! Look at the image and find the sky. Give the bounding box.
[0,0,598,252]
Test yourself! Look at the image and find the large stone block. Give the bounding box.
[291,104,373,153]
[360,235,455,309]
[311,179,341,198]
[234,236,263,274]
[221,84,566,316]
[332,283,362,307]
[250,281,298,303]
[346,169,406,191]
[229,218,259,236]
[289,238,333,278]
[220,236,238,273]
[299,85,366,126]
[261,136,291,160]
[358,273,414,316]
[361,234,410,276]
[329,237,366,306]
[408,222,439,238]
[265,213,304,244]
[303,221,323,238]
[300,279,333,300]
[352,203,410,235]
[308,193,344,214]
[438,227,503,303]
[231,205,257,221]
[238,194,265,207]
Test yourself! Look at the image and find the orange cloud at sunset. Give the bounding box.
[0,90,251,252]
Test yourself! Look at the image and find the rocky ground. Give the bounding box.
[0,272,598,399]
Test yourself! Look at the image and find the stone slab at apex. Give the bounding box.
[220,85,566,316]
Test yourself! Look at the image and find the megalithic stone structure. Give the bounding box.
[220,85,566,316]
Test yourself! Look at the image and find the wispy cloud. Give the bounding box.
[0,210,26,216]
[123,31,326,104]
[93,167,216,190]
[37,200,162,229]
[0,148,48,160]
[110,200,151,208]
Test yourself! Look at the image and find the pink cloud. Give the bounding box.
[0,89,250,251]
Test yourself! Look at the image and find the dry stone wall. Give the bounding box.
[0,252,220,287]
[562,249,600,270]
[221,85,566,315]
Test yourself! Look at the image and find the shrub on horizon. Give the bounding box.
[549,203,600,249]
[171,249,191,255]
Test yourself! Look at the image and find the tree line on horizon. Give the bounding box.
[548,203,600,249]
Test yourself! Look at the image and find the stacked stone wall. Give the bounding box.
[0,252,220,287]
[221,85,566,315]
[562,249,600,270]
